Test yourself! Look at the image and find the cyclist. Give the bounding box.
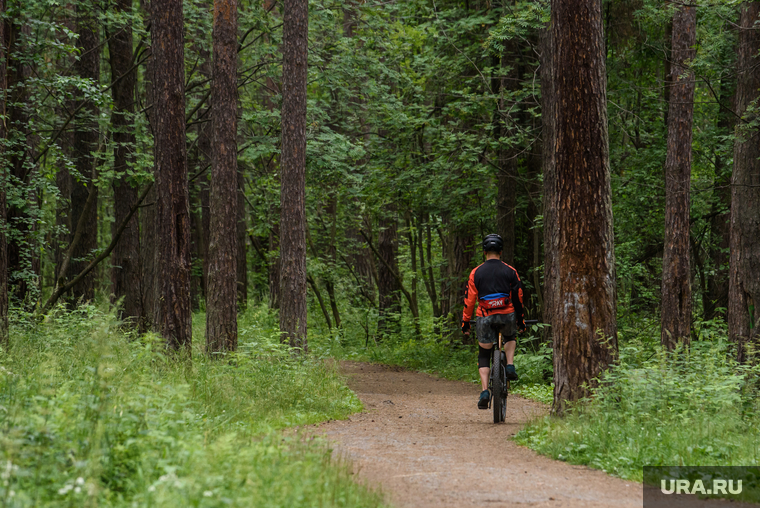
[461,233,526,410]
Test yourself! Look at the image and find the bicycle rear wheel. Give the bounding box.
[500,355,508,422]
[492,348,504,423]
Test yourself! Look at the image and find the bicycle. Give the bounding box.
[482,319,539,424]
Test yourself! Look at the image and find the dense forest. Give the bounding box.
[4,0,760,504]
[1,0,759,412]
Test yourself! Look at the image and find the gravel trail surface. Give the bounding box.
[314,361,642,508]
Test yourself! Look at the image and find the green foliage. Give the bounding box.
[486,1,549,53]
[0,306,385,507]
[515,330,760,481]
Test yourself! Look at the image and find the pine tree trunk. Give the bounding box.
[496,40,519,266]
[109,0,141,324]
[706,83,734,322]
[551,0,617,413]
[54,13,75,299]
[707,182,730,320]
[526,131,542,318]
[139,182,157,333]
[206,0,239,354]
[324,197,340,327]
[279,0,308,350]
[439,219,475,340]
[5,21,32,303]
[199,143,211,298]
[730,2,760,361]
[262,0,281,311]
[188,41,210,311]
[71,3,100,303]
[190,185,203,311]
[237,166,248,309]
[139,2,156,333]
[661,4,696,349]
[0,0,8,347]
[540,24,556,343]
[268,222,280,309]
[152,0,192,350]
[377,213,401,338]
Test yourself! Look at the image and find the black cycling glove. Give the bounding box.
[462,320,471,334]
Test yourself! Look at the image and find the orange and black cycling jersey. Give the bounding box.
[462,259,525,326]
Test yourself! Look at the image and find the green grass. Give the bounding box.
[0,304,386,507]
[515,329,760,482]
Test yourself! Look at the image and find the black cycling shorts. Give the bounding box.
[476,313,516,345]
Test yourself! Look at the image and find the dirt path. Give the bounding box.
[314,362,642,508]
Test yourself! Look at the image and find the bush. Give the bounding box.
[0,305,385,507]
[515,335,760,481]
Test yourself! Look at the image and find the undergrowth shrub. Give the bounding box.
[516,333,760,481]
[0,305,384,507]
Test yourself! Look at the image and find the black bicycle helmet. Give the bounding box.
[482,233,503,253]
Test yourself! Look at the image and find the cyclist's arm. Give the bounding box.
[510,274,526,331]
[462,269,478,325]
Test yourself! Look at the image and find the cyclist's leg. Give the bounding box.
[477,343,492,391]
[476,315,498,391]
[499,312,517,359]
[494,313,518,379]
[504,338,516,364]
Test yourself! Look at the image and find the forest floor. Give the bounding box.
[312,361,642,508]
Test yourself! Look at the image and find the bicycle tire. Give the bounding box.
[500,355,508,422]
[492,348,503,423]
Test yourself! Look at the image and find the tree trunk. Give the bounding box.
[188,41,211,310]
[190,184,203,311]
[497,172,516,266]
[495,41,519,266]
[54,13,75,300]
[109,0,141,324]
[347,225,375,306]
[268,221,280,309]
[71,2,100,303]
[440,219,475,340]
[140,186,157,332]
[661,3,696,349]
[706,83,735,322]
[0,0,8,347]
[200,148,211,298]
[526,133,543,319]
[551,0,617,413]
[139,2,156,333]
[325,196,341,327]
[404,212,419,325]
[540,24,556,343]
[279,0,308,350]
[262,0,281,312]
[730,2,760,361]
[377,212,401,338]
[206,0,239,354]
[152,0,192,350]
[5,21,32,304]
[419,215,439,317]
[237,167,248,310]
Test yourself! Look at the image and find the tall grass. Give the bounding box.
[0,305,385,507]
[515,330,760,481]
